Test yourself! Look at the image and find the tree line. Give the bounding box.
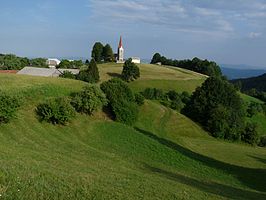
[0,54,47,70]
[151,53,222,77]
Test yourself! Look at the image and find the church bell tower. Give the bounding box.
[117,36,124,63]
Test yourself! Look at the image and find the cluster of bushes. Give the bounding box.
[182,76,260,145]
[244,88,266,102]
[36,78,141,126]
[0,92,20,124]
[57,59,83,69]
[36,85,107,125]
[100,78,140,125]
[60,59,100,83]
[150,53,222,77]
[0,54,47,70]
[141,88,190,112]
[91,42,115,63]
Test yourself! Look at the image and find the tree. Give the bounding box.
[183,77,246,141]
[241,122,259,145]
[71,85,107,115]
[57,60,71,69]
[121,58,140,82]
[150,53,162,64]
[77,59,100,83]
[91,42,104,62]
[103,44,115,62]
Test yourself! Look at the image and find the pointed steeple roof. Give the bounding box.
[118,36,123,48]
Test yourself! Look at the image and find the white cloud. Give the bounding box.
[249,32,262,38]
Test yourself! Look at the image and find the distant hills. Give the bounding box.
[221,64,266,80]
[231,73,266,92]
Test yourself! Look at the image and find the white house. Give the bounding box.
[131,57,141,64]
[47,58,61,68]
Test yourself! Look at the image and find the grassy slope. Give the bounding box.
[0,65,265,199]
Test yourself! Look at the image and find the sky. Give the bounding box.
[0,0,266,67]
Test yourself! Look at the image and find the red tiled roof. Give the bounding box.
[0,70,18,74]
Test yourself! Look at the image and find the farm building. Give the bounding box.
[17,67,79,77]
[47,58,61,68]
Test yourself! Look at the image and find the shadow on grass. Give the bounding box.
[249,155,266,165]
[134,127,266,193]
[107,72,122,79]
[144,164,266,200]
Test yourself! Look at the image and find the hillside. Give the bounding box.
[0,64,265,199]
[231,73,266,92]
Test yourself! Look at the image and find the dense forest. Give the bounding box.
[231,73,266,102]
[150,53,222,77]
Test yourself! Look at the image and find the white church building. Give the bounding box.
[116,36,141,64]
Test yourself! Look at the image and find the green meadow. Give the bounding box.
[0,63,265,199]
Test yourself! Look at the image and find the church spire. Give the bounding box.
[118,36,123,48]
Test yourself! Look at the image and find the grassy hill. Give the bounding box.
[0,64,265,200]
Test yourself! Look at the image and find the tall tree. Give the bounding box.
[121,59,140,82]
[150,53,162,64]
[77,58,100,83]
[91,42,104,63]
[103,44,115,62]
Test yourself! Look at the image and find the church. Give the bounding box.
[115,36,141,64]
[116,36,124,63]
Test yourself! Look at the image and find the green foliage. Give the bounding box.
[241,122,259,145]
[57,59,83,69]
[71,85,107,115]
[121,59,140,82]
[91,42,104,62]
[183,77,246,141]
[0,54,48,70]
[101,78,135,103]
[0,92,20,123]
[30,58,48,68]
[103,44,115,62]
[135,93,145,105]
[247,102,263,117]
[258,135,266,147]
[59,71,76,79]
[101,78,138,125]
[112,100,139,125]
[150,53,162,64]
[36,97,76,125]
[150,53,222,77]
[77,59,99,83]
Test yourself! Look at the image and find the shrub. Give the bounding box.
[71,85,107,115]
[100,78,135,103]
[0,93,20,123]
[101,78,138,125]
[258,136,266,147]
[121,58,140,82]
[241,122,259,145]
[135,93,145,105]
[112,100,139,125]
[36,97,75,125]
[59,71,76,79]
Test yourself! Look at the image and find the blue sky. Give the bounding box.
[0,0,266,67]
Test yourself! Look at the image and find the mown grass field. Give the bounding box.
[0,63,265,199]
